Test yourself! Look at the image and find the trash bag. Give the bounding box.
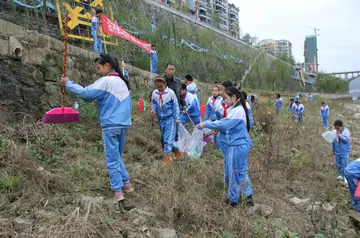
[174,124,191,152]
[322,131,337,143]
[186,128,207,160]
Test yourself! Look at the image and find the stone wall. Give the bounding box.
[0,19,154,121]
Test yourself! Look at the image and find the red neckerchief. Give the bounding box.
[222,103,229,118]
[158,91,165,111]
[187,82,193,85]
[107,72,119,77]
[337,129,342,144]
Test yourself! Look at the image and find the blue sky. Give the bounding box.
[230,0,360,73]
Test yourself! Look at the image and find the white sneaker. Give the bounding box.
[336,175,343,180]
[344,177,348,184]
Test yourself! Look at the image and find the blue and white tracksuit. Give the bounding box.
[187,82,200,106]
[295,104,305,124]
[308,95,313,103]
[91,15,102,54]
[150,50,158,74]
[332,128,351,177]
[180,92,201,126]
[344,158,360,212]
[218,99,230,153]
[65,72,132,193]
[295,95,300,101]
[152,87,180,154]
[320,105,329,129]
[275,98,283,113]
[204,105,253,203]
[287,102,296,115]
[246,101,254,148]
[204,96,224,149]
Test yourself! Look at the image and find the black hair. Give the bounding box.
[181,83,187,90]
[214,81,219,84]
[152,44,155,48]
[226,86,250,132]
[295,101,300,104]
[221,81,233,89]
[334,120,343,127]
[250,95,255,101]
[276,93,281,98]
[165,62,175,69]
[95,8,103,14]
[321,102,325,104]
[95,53,130,90]
[290,98,294,101]
[184,74,193,81]
[241,91,248,100]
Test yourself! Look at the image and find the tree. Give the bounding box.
[241,33,257,46]
[277,53,295,65]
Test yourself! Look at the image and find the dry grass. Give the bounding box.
[0,87,359,237]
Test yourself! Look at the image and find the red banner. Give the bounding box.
[101,15,152,54]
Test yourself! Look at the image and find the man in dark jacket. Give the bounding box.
[162,63,185,107]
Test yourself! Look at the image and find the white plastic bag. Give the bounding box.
[186,128,207,160]
[174,124,191,152]
[322,131,337,143]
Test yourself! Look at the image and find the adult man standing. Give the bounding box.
[162,63,183,107]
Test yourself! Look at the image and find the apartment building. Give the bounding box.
[259,38,292,57]
[228,3,239,38]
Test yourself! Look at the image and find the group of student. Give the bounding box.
[59,53,360,213]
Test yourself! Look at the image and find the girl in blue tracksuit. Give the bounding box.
[180,83,201,126]
[91,9,103,54]
[61,53,132,202]
[197,86,254,208]
[275,94,283,113]
[344,158,360,212]
[308,93,313,103]
[184,74,200,106]
[320,102,329,129]
[332,120,351,181]
[295,101,305,124]
[287,99,296,114]
[204,85,224,149]
[151,76,181,167]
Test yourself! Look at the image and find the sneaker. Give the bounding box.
[246,195,255,207]
[114,191,125,202]
[173,150,182,160]
[123,183,134,193]
[161,155,172,167]
[230,202,238,208]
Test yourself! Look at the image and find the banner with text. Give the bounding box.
[101,15,152,54]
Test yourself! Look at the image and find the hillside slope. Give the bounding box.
[1,83,360,237]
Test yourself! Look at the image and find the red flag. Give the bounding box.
[100,15,152,54]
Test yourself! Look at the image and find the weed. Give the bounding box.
[0,173,20,193]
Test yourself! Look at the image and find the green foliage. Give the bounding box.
[276,227,299,238]
[315,73,349,93]
[277,54,295,65]
[0,173,20,193]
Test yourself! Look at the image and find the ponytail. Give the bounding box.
[113,57,131,91]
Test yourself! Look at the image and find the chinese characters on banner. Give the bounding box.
[101,15,152,54]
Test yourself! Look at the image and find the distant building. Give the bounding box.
[259,38,292,57]
[228,3,239,38]
[350,76,360,99]
[304,35,318,72]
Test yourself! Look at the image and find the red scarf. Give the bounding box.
[107,72,119,77]
[337,130,342,144]
[159,91,164,111]
[222,103,229,118]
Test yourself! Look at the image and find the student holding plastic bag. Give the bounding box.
[151,76,181,167]
[344,158,360,213]
[179,83,201,126]
[204,85,224,148]
[197,86,254,208]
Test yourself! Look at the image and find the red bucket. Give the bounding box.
[200,104,206,118]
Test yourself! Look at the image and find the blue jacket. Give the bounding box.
[204,96,224,121]
[182,92,200,117]
[151,87,180,122]
[332,128,351,156]
[150,50,158,62]
[345,158,360,177]
[287,103,296,113]
[320,105,329,117]
[295,104,305,115]
[204,104,248,146]
[187,82,200,104]
[275,98,283,109]
[65,72,132,128]
[246,102,254,129]
[91,15,100,35]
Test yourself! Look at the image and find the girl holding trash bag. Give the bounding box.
[197,86,254,208]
